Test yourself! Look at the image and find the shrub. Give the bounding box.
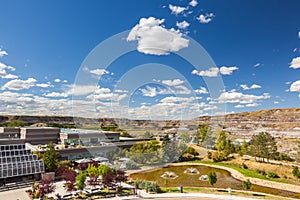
[241,163,248,169]
[242,179,251,190]
[267,172,279,178]
[292,166,300,179]
[133,180,160,193]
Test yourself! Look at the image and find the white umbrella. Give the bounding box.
[92,157,109,162]
[75,158,91,163]
[119,157,130,162]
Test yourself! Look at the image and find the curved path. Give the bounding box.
[170,163,300,194]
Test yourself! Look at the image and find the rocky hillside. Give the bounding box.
[0,108,299,138]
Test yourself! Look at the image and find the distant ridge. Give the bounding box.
[0,108,299,130]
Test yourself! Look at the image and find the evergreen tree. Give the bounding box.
[43,142,59,172]
[208,171,217,186]
[248,132,277,162]
[76,172,87,190]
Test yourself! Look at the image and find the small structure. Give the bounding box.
[199,174,208,181]
[60,129,120,145]
[161,171,178,179]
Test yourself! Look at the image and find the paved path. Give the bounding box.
[0,187,31,200]
[168,163,300,194]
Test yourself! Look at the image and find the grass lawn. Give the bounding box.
[186,160,291,184]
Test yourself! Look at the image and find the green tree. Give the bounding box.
[76,172,86,190]
[180,132,191,143]
[8,120,25,127]
[98,164,110,176]
[248,132,277,162]
[87,164,100,186]
[292,166,300,180]
[196,125,210,144]
[43,142,59,172]
[238,140,248,156]
[208,171,217,186]
[215,131,235,156]
[242,179,251,190]
[185,147,199,156]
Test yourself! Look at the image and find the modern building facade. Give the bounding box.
[0,140,45,185]
[0,127,20,139]
[60,129,120,145]
[20,127,60,145]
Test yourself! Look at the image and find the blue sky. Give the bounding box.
[0,0,299,119]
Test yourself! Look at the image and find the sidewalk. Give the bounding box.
[120,182,259,200]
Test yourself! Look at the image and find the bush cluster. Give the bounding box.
[134,180,160,193]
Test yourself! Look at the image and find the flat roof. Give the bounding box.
[60,128,118,134]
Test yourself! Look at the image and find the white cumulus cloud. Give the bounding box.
[162,79,184,86]
[189,0,198,7]
[0,49,8,58]
[254,63,262,67]
[197,13,215,24]
[36,82,53,88]
[289,57,300,69]
[54,78,61,83]
[219,66,238,75]
[290,80,300,92]
[192,67,219,77]
[169,4,187,15]
[176,21,190,29]
[127,17,189,55]
[194,87,208,94]
[44,92,68,98]
[218,91,270,104]
[2,78,37,90]
[240,84,262,90]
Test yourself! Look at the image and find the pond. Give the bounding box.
[129,165,300,199]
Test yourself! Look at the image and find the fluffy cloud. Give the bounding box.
[189,0,198,7]
[289,57,300,69]
[240,84,262,90]
[218,91,270,104]
[65,84,98,96]
[290,80,300,92]
[2,78,37,90]
[169,4,187,15]
[162,79,184,86]
[194,86,208,94]
[160,96,194,103]
[36,82,53,88]
[176,21,190,29]
[140,86,158,97]
[234,104,244,108]
[192,67,219,77]
[87,87,127,101]
[90,69,110,76]
[54,78,61,83]
[83,67,111,76]
[245,103,260,107]
[2,74,18,79]
[192,66,238,77]
[0,49,8,58]
[127,17,189,55]
[139,84,191,97]
[219,66,238,75]
[44,92,68,98]
[197,13,215,24]
[0,62,17,79]
[254,63,262,67]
